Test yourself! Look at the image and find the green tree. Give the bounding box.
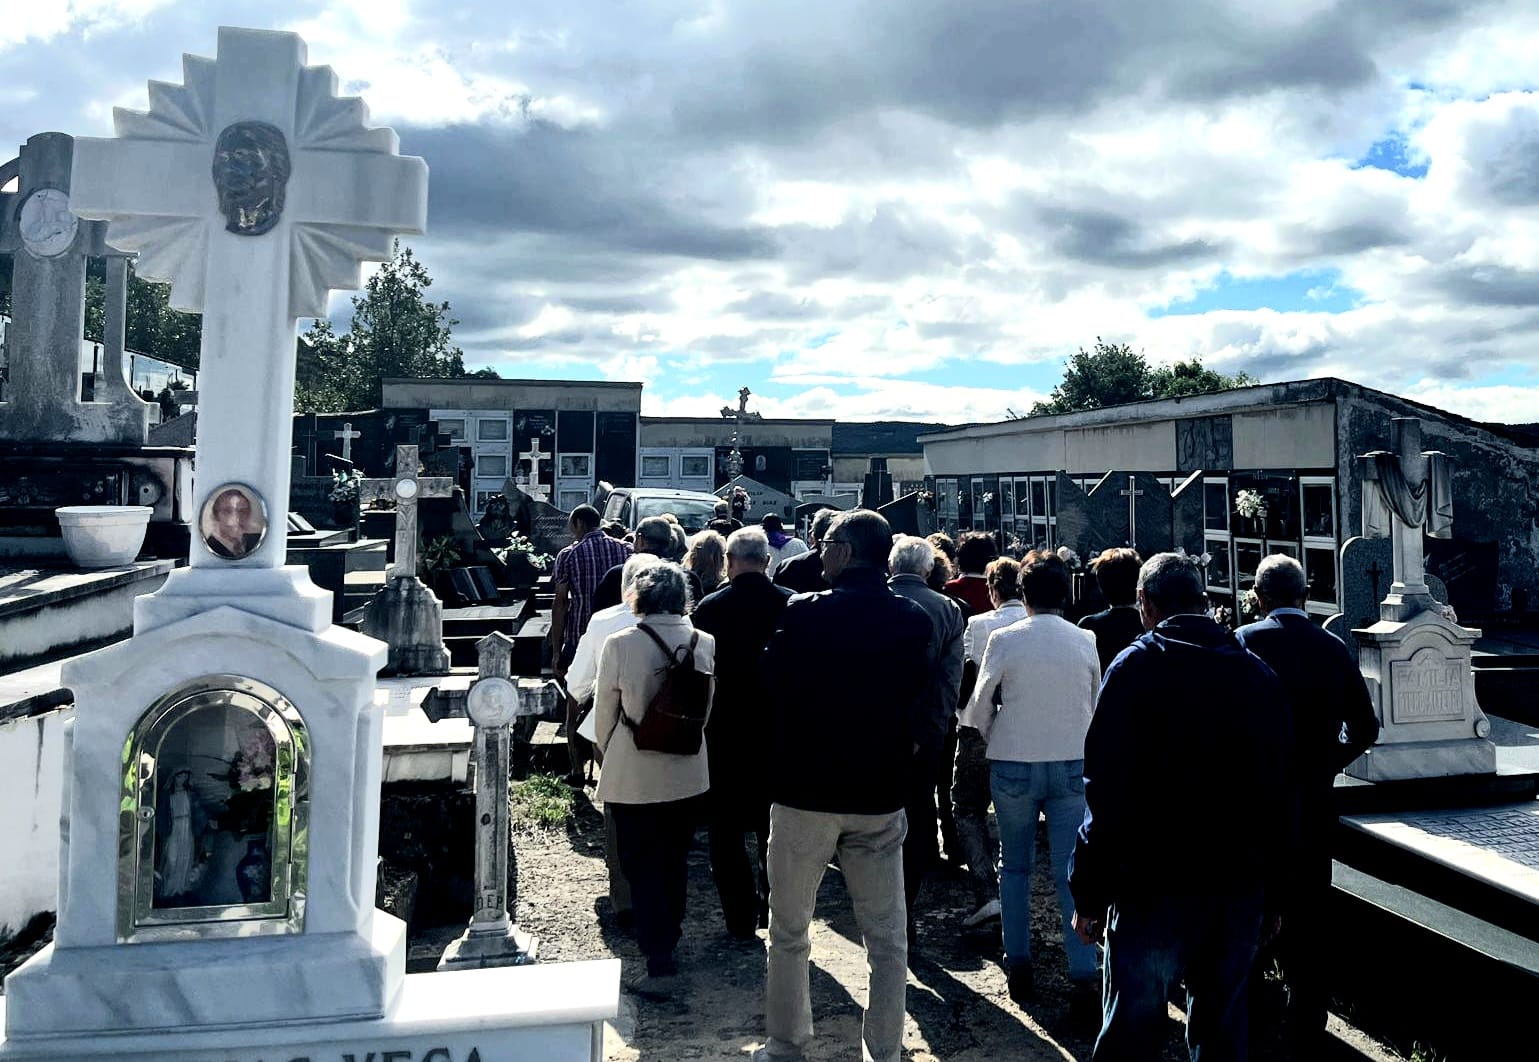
[1031,338,1253,415]
[295,242,466,412]
[82,261,203,369]
[1150,356,1255,399]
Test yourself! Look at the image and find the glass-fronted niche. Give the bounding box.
[118,676,309,943]
[1203,472,1339,621]
[934,474,1057,548]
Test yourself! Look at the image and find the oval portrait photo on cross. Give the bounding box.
[200,483,268,560]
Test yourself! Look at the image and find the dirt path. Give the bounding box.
[510,788,1405,1062]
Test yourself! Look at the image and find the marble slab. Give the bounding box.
[0,960,619,1061]
[1343,801,1539,905]
[379,675,474,783]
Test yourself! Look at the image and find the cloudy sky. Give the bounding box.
[7,1,1539,424]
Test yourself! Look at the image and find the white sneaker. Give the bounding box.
[962,898,1002,927]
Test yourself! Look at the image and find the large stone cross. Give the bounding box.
[360,444,454,580]
[0,132,149,444]
[1119,474,1144,547]
[334,421,361,461]
[69,27,427,569]
[1359,417,1452,622]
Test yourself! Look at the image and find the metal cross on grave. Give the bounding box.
[359,444,454,581]
[1120,475,1144,548]
[518,438,549,502]
[334,421,361,462]
[68,27,427,569]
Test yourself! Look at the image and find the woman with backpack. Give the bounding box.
[593,561,717,1000]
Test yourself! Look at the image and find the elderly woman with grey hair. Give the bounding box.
[594,561,716,999]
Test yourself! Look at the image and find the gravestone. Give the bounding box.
[1346,418,1495,782]
[360,445,452,676]
[439,633,538,970]
[1086,471,1172,559]
[0,132,149,444]
[1325,535,1392,657]
[1054,473,1124,558]
[1170,470,1205,557]
[501,480,574,557]
[0,27,615,1058]
[718,473,796,522]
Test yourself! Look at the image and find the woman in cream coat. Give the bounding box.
[594,561,716,999]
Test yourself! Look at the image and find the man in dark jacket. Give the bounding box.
[755,510,932,1062]
[773,507,836,595]
[888,534,965,941]
[692,526,792,939]
[1069,552,1295,1062]
[1236,554,1378,1053]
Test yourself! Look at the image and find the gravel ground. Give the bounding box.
[507,785,1409,1062]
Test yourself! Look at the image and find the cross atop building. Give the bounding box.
[69,28,427,571]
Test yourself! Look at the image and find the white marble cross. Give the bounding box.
[519,438,549,502]
[69,27,427,569]
[334,421,361,461]
[360,445,455,581]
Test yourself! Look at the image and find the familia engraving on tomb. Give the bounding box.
[1390,648,1466,724]
[0,26,616,1061]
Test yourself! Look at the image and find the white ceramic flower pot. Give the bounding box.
[54,505,154,568]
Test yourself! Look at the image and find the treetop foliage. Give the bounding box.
[1029,338,1255,416]
[296,242,471,412]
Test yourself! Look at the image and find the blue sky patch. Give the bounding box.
[1354,134,1429,179]
[1149,269,1361,317]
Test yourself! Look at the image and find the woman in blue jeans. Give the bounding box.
[961,550,1104,1006]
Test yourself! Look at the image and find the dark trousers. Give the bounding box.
[708,788,769,936]
[1254,834,1332,1051]
[1094,889,1265,1062]
[951,725,997,907]
[902,749,942,927]
[610,798,698,974]
[936,715,960,862]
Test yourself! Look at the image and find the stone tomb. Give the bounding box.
[0,27,615,1061]
[1347,418,1495,781]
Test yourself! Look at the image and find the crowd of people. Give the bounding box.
[548,501,1379,1061]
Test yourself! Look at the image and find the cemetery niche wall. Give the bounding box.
[0,26,616,1062]
[921,377,1539,624]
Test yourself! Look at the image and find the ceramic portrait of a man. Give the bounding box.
[201,484,267,559]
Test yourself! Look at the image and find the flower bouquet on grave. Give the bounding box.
[493,532,554,588]
[1234,488,1268,531]
[213,729,276,838]
[329,469,362,528]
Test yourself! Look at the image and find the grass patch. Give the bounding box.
[509,773,575,829]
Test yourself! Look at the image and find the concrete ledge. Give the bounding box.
[0,561,173,672]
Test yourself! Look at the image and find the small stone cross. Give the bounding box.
[519,438,549,502]
[69,28,427,569]
[359,444,454,580]
[438,632,537,969]
[1119,474,1144,547]
[334,421,361,461]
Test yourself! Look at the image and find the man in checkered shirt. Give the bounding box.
[552,504,631,782]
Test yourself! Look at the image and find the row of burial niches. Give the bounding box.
[121,675,309,942]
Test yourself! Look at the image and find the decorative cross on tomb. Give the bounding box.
[519,437,549,502]
[69,27,427,568]
[1119,474,1144,548]
[1359,417,1453,622]
[0,132,149,444]
[440,631,537,969]
[334,421,361,461]
[359,444,454,581]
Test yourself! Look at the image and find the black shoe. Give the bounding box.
[1007,963,1034,1007]
[1069,980,1102,1029]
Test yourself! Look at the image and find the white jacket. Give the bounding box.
[961,612,1100,764]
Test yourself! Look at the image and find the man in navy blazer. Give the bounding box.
[1236,554,1379,1054]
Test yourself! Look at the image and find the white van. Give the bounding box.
[599,487,724,535]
